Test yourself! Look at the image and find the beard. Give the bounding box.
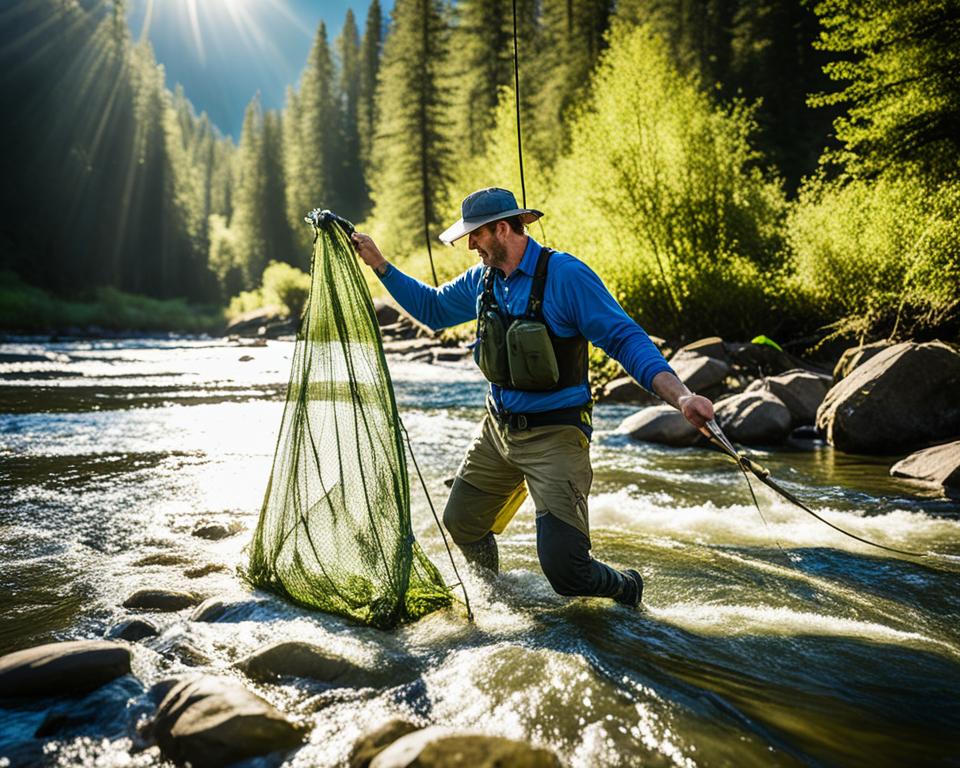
[480,238,509,268]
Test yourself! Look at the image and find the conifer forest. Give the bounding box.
[2,0,958,347]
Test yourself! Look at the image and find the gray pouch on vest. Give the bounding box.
[476,310,511,386]
[506,320,560,390]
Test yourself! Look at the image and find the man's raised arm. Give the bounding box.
[351,232,479,332]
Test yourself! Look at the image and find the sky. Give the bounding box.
[126,0,388,139]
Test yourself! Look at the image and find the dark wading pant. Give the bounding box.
[442,415,630,599]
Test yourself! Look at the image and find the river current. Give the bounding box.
[1,338,958,767]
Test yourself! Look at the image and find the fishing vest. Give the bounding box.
[474,247,589,391]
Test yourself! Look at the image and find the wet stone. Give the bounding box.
[107,617,160,642]
[236,641,378,686]
[149,675,305,767]
[191,521,244,540]
[123,589,202,612]
[368,727,563,768]
[133,552,193,567]
[350,719,422,768]
[183,563,228,578]
[0,640,131,698]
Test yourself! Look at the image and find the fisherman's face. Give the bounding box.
[468,222,508,268]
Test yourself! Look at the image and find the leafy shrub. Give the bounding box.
[261,261,311,320]
[789,173,960,343]
[225,261,312,321]
[545,23,789,341]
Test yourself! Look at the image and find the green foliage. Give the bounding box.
[546,24,788,341]
[358,0,384,176]
[337,10,369,219]
[366,0,453,258]
[446,0,537,159]
[812,0,960,180]
[0,272,223,333]
[225,261,312,321]
[789,173,960,343]
[261,261,312,320]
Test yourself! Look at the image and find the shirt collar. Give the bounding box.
[515,236,542,277]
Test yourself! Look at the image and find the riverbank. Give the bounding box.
[0,273,224,336]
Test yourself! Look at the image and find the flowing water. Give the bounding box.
[1,338,958,767]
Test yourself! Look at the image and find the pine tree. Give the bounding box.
[528,0,614,166]
[337,9,367,219]
[231,95,269,290]
[368,0,453,268]
[358,0,384,176]
[287,22,340,251]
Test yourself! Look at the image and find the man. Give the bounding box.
[351,188,714,607]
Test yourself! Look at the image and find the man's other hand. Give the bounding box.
[678,393,715,435]
[351,232,387,274]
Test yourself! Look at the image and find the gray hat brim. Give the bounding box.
[439,208,543,244]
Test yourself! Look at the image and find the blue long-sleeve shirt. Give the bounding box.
[379,236,674,415]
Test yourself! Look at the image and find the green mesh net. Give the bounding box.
[244,219,453,628]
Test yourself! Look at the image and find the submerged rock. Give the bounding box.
[149,676,305,767]
[133,553,193,567]
[107,617,160,642]
[191,597,250,623]
[617,405,701,447]
[745,369,830,427]
[369,727,563,768]
[123,589,202,612]
[350,719,422,768]
[183,563,228,579]
[890,440,960,491]
[715,390,792,445]
[0,640,131,697]
[816,341,960,454]
[191,521,244,540]
[236,641,379,686]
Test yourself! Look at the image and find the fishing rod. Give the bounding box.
[703,419,927,558]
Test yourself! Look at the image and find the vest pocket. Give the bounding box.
[476,310,511,386]
[506,321,560,390]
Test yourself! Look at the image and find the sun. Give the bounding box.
[137,0,308,66]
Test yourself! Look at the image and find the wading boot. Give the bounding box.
[614,569,643,607]
[458,531,499,575]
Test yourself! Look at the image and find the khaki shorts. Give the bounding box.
[443,414,593,540]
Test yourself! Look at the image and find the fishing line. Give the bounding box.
[705,420,927,558]
[400,419,475,621]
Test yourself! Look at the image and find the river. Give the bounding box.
[1,337,958,767]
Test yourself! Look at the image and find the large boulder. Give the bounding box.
[890,440,960,490]
[833,340,893,382]
[369,727,562,768]
[816,341,960,455]
[123,589,202,612]
[678,336,728,362]
[745,369,831,427]
[350,720,423,768]
[373,298,401,327]
[617,405,702,447]
[236,641,379,687]
[715,390,792,445]
[668,349,731,394]
[149,676,305,767]
[224,306,285,337]
[724,340,801,377]
[0,640,131,697]
[597,375,659,406]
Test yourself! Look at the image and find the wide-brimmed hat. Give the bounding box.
[439,187,543,244]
